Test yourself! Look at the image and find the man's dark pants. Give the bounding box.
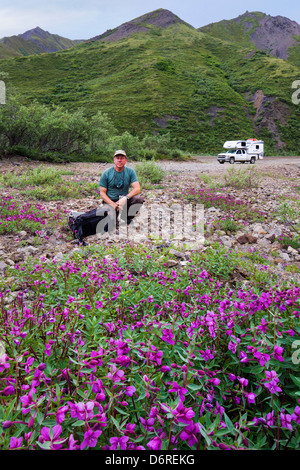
[100,195,145,233]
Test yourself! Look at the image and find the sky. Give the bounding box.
[1,0,300,40]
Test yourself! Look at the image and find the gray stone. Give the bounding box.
[169,249,186,259]
[0,261,7,271]
[279,252,290,261]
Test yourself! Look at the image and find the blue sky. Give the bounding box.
[1,0,300,39]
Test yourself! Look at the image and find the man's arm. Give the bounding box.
[116,181,141,209]
[100,186,118,210]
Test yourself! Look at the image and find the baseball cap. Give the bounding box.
[114,150,127,158]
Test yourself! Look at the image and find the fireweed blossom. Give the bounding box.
[9,436,23,449]
[0,354,10,372]
[81,430,102,449]
[109,436,129,450]
[1,251,300,450]
[168,382,188,402]
[179,422,201,447]
[161,328,175,345]
[38,425,66,450]
[147,436,162,450]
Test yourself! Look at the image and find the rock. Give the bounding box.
[18,231,27,237]
[252,224,268,235]
[266,234,276,243]
[53,252,64,261]
[279,252,290,261]
[0,261,7,271]
[6,259,15,266]
[287,246,298,255]
[165,259,178,267]
[236,233,257,244]
[270,241,283,251]
[169,249,186,259]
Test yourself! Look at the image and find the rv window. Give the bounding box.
[241,142,246,146]
[256,145,259,149]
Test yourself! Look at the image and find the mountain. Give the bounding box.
[1,9,300,154]
[0,27,83,59]
[199,11,300,65]
[89,8,194,42]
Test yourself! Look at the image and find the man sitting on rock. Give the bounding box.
[99,150,144,233]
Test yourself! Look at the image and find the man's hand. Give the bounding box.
[116,196,127,212]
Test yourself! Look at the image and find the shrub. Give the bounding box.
[135,160,165,185]
[223,166,261,189]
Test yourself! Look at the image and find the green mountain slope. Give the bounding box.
[1,9,300,154]
[0,27,83,59]
[199,11,300,64]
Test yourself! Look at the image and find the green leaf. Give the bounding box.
[290,374,300,388]
[72,420,85,427]
[114,406,129,416]
[110,415,120,430]
[187,383,202,391]
[223,413,236,436]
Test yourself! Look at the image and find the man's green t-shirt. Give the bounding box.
[99,166,138,201]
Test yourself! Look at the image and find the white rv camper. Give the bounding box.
[217,139,264,164]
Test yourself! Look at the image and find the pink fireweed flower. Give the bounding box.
[245,392,256,404]
[148,346,163,365]
[68,434,79,450]
[273,344,284,362]
[264,380,282,394]
[56,405,69,424]
[253,350,270,367]
[173,400,195,424]
[140,417,155,432]
[81,430,102,449]
[265,370,279,382]
[239,351,249,363]
[109,436,129,450]
[24,356,34,373]
[237,377,248,388]
[214,401,225,416]
[68,401,94,421]
[106,365,125,383]
[124,385,136,397]
[200,348,214,361]
[291,406,300,425]
[9,436,23,449]
[280,412,293,431]
[39,424,66,450]
[20,389,36,414]
[124,423,136,435]
[161,328,175,345]
[0,354,10,373]
[257,318,269,334]
[179,422,201,447]
[266,410,275,427]
[228,336,240,354]
[168,381,188,401]
[147,436,162,451]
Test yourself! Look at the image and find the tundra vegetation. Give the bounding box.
[0,159,299,451]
